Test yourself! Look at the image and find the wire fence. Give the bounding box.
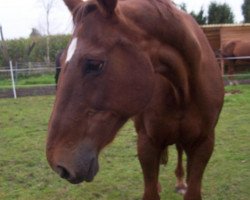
[0,57,250,98]
[0,61,57,98]
[217,56,250,60]
[217,56,250,85]
[0,62,56,78]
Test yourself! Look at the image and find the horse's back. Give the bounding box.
[235,41,250,56]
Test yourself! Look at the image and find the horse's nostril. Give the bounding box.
[57,165,70,179]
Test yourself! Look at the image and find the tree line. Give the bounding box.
[179,0,250,25]
[0,34,70,67]
[0,0,250,67]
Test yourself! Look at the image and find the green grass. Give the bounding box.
[0,74,55,88]
[0,85,250,200]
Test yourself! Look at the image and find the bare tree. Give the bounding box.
[37,0,58,65]
[0,25,10,65]
[42,0,56,35]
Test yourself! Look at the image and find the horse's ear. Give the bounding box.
[64,0,83,13]
[96,0,117,16]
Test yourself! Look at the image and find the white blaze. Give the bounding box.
[66,37,78,63]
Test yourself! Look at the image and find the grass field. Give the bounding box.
[0,85,249,200]
[0,74,55,88]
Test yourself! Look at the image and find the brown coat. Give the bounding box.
[47,1,224,200]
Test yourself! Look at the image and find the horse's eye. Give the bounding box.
[84,59,104,74]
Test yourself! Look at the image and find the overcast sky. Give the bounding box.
[0,0,245,40]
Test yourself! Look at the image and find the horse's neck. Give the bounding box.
[119,0,217,106]
[121,0,203,68]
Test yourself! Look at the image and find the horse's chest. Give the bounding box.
[144,113,181,145]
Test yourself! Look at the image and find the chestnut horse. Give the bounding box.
[46,0,224,199]
[222,40,250,85]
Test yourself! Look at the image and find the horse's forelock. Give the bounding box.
[72,2,98,24]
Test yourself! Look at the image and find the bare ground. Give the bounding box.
[1,79,250,98]
[0,85,55,98]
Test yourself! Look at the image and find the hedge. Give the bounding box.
[0,34,71,67]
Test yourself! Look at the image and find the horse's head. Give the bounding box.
[46,0,154,184]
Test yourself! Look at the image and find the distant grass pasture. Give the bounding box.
[0,74,55,89]
[0,85,249,200]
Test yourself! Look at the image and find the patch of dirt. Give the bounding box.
[0,86,55,98]
[0,81,249,98]
[225,90,241,96]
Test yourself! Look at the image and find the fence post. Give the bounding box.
[220,59,224,76]
[9,60,17,99]
[28,62,32,75]
[15,61,18,83]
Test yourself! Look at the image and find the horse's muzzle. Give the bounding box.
[55,154,99,184]
[48,141,99,184]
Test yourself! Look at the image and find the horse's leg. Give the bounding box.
[231,60,239,85]
[227,60,236,85]
[183,133,215,200]
[175,143,187,195]
[137,133,161,200]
